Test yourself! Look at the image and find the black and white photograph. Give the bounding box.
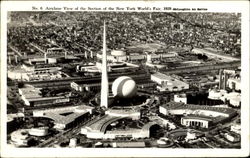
[1,1,249,157]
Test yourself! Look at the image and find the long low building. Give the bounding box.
[96,50,177,63]
[77,62,139,74]
[33,105,93,130]
[71,73,155,92]
[8,64,69,81]
[181,115,213,128]
[19,85,70,106]
[151,72,189,92]
[160,102,236,117]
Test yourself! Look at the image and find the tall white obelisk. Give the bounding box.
[100,21,109,108]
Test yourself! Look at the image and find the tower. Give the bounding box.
[100,21,109,108]
[44,52,47,64]
[223,73,228,90]
[219,69,223,89]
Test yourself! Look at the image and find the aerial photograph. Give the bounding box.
[6,12,241,148]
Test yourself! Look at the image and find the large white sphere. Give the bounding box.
[112,76,137,98]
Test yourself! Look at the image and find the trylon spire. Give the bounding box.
[100,21,109,108]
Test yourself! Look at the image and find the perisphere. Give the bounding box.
[112,76,137,98]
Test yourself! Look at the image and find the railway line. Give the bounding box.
[23,72,150,88]
[8,45,23,57]
[37,115,100,147]
[163,61,240,74]
[22,61,240,88]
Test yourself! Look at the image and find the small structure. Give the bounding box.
[185,130,197,141]
[112,141,145,148]
[28,127,49,136]
[10,129,31,147]
[227,78,241,91]
[230,124,241,134]
[224,132,240,142]
[174,93,187,104]
[69,138,78,147]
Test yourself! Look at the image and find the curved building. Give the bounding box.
[81,113,159,139]
[159,102,237,128]
[105,109,140,120]
[28,127,49,137]
[10,129,30,147]
[160,102,236,118]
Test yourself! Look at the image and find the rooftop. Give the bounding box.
[106,129,141,134]
[114,141,145,148]
[152,72,189,86]
[87,115,115,131]
[182,115,213,122]
[19,86,42,98]
[39,106,90,125]
[19,85,68,102]
[162,102,236,115]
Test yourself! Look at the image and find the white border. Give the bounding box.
[1,1,249,157]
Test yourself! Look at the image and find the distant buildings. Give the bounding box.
[8,65,68,81]
[96,49,178,63]
[76,62,139,74]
